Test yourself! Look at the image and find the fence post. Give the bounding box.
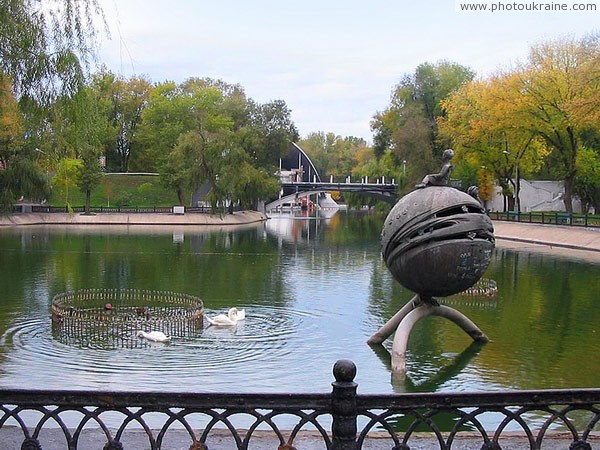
[331,359,358,450]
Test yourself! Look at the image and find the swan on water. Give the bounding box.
[136,330,171,342]
[207,307,245,326]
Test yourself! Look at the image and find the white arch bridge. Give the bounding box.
[265,180,398,212]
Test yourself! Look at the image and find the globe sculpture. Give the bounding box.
[369,150,495,376]
[381,186,495,297]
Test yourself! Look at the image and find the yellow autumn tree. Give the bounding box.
[516,34,600,212]
[0,72,49,209]
[0,72,23,162]
[440,73,546,211]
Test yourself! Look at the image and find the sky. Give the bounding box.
[96,0,598,143]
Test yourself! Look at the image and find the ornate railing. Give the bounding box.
[1,360,599,449]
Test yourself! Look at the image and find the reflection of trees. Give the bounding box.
[2,225,295,310]
[367,243,600,392]
[478,248,600,389]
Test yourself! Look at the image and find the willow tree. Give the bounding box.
[0,0,104,209]
[0,0,104,101]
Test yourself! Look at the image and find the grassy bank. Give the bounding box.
[49,174,179,208]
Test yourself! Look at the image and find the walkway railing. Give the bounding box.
[16,205,239,214]
[489,211,600,228]
[1,360,598,449]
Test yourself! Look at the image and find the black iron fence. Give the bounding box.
[16,205,219,214]
[1,360,598,449]
[489,211,600,228]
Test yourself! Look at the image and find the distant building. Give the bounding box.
[278,142,321,185]
[192,142,322,208]
[487,179,583,213]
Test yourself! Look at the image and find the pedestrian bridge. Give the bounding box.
[265,180,398,211]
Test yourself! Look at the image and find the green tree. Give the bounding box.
[371,61,475,187]
[0,0,104,102]
[53,158,80,206]
[140,77,297,209]
[244,99,299,168]
[49,84,107,213]
[299,132,367,181]
[574,145,600,213]
[133,80,208,172]
[90,70,150,172]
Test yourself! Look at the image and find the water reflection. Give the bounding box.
[0,213,598,395]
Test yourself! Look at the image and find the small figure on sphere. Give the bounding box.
[415,148,454,188]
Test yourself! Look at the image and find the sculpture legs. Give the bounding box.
[368,294,489,376]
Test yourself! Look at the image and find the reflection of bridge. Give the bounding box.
[265,180,398,211]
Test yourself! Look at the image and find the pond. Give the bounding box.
[0,211,599,395]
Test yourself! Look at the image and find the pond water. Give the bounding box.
[0,211,599,395]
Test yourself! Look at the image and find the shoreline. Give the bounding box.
[0,210,268,227]
[3,211,600,258]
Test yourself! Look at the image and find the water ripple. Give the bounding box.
[0,306,325,392]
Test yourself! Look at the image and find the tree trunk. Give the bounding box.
[563,173,575,213]
[177,188,185,206]
[85,189,91,214]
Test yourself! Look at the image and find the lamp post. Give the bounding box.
[402,160,406,177]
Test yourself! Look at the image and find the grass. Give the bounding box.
[49,174,180,207]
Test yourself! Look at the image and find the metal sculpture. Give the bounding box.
[370,152,495,375]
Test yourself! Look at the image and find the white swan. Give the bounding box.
[207,307,245,326]
[233,308,246,321]
[136,330,171,342]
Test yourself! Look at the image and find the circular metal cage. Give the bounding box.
[51,288,204,348]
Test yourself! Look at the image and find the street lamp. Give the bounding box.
[402,160,406,177]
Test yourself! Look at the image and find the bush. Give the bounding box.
[115,192,133,207]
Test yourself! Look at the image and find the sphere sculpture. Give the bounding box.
[381,186,495,297]
[370,151,495,377]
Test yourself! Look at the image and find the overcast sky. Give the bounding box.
[96,0,598,142]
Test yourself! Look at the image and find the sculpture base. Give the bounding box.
[368,294,489,376]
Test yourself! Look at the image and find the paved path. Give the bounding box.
[2,428,597,450]
[493,221,600,252]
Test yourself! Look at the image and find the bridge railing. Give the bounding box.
[1,360,598,449]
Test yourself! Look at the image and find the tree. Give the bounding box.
[0,72,50,209]
[90,70,150,172]
[75,144,103,213]
[139,78,298,209]
[53,158,81,206]
[241,99,299,169]
[299,132,368,181]
[574,145,600,214]
[371,61,475,187]
[517,34,599,212]
[440,74,547,211]
[0,0,104,102]
[48,84,107,213]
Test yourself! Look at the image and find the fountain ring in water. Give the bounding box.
[51,288,204,348]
